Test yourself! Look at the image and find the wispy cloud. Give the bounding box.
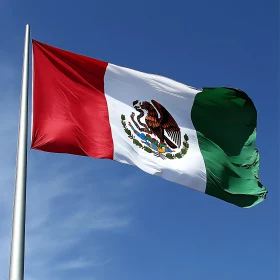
[56,257,111,271]
[0,60,134,280]
[0,59,19,280]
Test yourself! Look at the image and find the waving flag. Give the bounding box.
[31,40,267,207]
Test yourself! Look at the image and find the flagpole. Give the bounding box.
[9,24,30,280]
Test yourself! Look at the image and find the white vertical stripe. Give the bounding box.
[104,63,206,193]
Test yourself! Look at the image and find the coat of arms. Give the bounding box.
[121,100,189,160]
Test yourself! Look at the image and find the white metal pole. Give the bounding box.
[9,24,30,280]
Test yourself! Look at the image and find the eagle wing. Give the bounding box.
[151,100,181,147]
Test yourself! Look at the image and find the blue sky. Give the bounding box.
[0,0,278,279]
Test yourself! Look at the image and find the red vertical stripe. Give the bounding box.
[31,40,114,159]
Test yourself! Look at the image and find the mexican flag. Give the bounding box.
[31,40,267,208]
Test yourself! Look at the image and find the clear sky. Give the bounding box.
[0,0,278,280]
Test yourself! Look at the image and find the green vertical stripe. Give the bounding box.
[191,87,267,207]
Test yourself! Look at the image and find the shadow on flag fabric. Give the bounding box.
[31,39,268,208]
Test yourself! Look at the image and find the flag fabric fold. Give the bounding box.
[31,39,267,208]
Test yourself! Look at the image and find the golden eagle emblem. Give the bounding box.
[121,100,189,160]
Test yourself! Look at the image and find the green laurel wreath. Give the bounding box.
[121,114,189,159]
